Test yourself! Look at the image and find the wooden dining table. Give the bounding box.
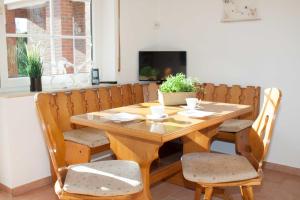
[71,101,252,200]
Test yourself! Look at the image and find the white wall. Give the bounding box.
[155,0,300,168]
[0,98,13,187]
[0,96,50,188]
[93,0,117,82]
[117,0,160,83]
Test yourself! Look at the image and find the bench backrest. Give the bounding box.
[44,83,149,132]
[197,83,261,120]
[42,82,260,132]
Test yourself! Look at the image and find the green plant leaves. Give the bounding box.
[17,44,43,78]
[159,73,197,93]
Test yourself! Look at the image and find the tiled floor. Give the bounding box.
[1,169,300,200]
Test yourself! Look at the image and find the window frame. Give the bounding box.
[0,0,93,90]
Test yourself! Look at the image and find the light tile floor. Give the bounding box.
[1,169,300,200]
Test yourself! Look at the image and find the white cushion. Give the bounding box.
[181,152,258,184]
[64,127,109,148]
[63,160,143,197]
[218,119,254,133]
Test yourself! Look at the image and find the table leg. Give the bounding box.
[166,125,219,188]
[182,125,219,153]
[106,132,161,200]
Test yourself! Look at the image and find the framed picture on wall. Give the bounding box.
[222,0,261,22]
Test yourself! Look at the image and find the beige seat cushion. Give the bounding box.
[63,127,109,148]
[181,152,258,184]
[218,119,254,133]
[64,160,143,197]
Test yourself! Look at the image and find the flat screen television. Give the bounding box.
[139,51,187,81]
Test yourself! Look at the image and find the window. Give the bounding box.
[4,0,92,79]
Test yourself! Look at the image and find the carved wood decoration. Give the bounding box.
[70,91,86,115]
[84,89,100,113]
[69,91,86,129]
[203,83,215,101]
[227,85,242,104]
[55,92,73,131]
[98,87,112,111]
[148,83,159,102]
[132,83,144,104]
[49,94,59,123]
[241,87,260,119]
[110,86,123,108]
[214,84,228,103]
[121,84,133,106]
[142,84,150,102]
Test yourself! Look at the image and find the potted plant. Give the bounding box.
[18,44,43,91]
[159,73,198,106]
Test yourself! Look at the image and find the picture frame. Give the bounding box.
[222,0,261,22]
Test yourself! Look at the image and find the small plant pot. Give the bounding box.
[30,77,42,92]
[158,90,197,106]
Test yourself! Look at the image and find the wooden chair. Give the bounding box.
[181,88,282,200]
[35,93,145,200]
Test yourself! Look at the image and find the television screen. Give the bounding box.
[139,51,187,81]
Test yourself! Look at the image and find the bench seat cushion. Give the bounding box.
[63,160,143,197]
[181,152,258,184]
[218,119,254,133]
[64,127,109,148]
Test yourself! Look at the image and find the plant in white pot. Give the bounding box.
[159,73,198,106]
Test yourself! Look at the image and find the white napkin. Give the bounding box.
[178,110,215,118]
[103,112,142,122]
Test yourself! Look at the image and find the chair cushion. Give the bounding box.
[181,152,258,184]
[63,127,109,148]
[63,160,143,197]
[218,119,254,133]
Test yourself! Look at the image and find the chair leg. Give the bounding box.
[204,187,213,200]
[240,186,254,200]
[195,184,202,200]
[240,186,248,200]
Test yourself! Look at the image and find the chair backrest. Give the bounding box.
[239,88,282,171]
[35,93,67,188]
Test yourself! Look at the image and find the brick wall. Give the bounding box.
[5,0,91,77]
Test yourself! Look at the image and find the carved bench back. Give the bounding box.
[43,82,260,132]
[198,83,261,120]
[44,83,149,132]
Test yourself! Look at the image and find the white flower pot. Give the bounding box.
[158,90,197,106]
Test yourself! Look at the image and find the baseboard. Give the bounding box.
[0,182,12,194]
[263,161,300,177]
[0,176,51,196]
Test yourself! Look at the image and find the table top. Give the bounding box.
[71,101,252,143]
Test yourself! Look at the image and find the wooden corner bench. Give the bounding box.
[35,83,158,182]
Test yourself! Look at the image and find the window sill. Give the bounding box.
[0,82,118,99]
